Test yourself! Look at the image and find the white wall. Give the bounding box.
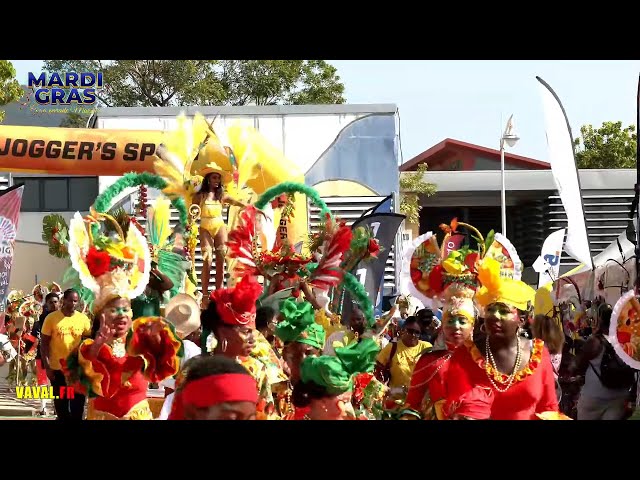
[12,241,70,291]
[97,113,365,179]
[16,211,76,244]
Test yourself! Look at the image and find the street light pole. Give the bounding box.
[500,114,520,237]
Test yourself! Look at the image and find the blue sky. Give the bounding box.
[9,60,640,163]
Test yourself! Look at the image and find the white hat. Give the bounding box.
[165,294,201,339]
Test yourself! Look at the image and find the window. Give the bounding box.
[13,177,99,212]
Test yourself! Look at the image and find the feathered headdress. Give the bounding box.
[67,208,151,313]
[6,290,26,318]
[405,219,486,314]
[307,214,353,292]
[210,275,264,328]
[146,197,191,298]
[32,282,61,305]
[153,113,217,204]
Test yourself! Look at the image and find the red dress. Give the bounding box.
[406,349,452,420]
[445,339,559,420]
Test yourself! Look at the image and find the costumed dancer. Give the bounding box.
[445,255,560,419]
[155,121,258,305]
[62,210,184,420]
[190,162,252,298]
[168,355,258,420]
[405,221,480,419]
[4,292,40,388]
[273,297,326,419]
[158,293,202,419]
[200,274,279,418]
[292,338,380,420]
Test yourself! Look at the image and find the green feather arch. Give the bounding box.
[92,172,188,235]
[255,181,332,220]
[256,182,373,328]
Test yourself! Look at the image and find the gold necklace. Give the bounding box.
[485,336,521,393]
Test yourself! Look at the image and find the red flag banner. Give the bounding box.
[0,184,24,316]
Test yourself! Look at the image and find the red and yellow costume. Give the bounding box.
[444,257,560,420]
[404,220,480,420]
[445,338,558,420]
[72,317,183,420]
[62,210,183,420]
[406,348,453,420]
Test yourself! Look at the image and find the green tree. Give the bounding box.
[400,163,437,225]
[44,60,345,120]
[573,121,637,169]
[60,111,90,128]
[0,60,23,123]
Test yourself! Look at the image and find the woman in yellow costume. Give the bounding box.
[153,114,272,303]
[190,162,251,298]
[61,209,183,420]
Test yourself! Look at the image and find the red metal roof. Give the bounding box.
[400,138,550,171]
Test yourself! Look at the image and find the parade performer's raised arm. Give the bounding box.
[62,210,183,420]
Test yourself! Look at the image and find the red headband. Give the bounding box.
[182,373,258,408]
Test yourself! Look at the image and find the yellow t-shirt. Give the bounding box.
[41,310,92,370]
[376,340,432,390]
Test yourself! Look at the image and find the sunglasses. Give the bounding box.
[404,328,421,337]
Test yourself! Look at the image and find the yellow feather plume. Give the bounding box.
[147,197,172,249]
[534,283,555,317]
[155,113,213,203]
[477,257,502,293]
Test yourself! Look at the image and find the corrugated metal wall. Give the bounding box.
[308,196,397,291]
[545,188,634,269]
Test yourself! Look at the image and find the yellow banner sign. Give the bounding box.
[0,125,165,175]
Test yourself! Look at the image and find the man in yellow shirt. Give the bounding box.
[375,317,431,396]
[41,289,92,420]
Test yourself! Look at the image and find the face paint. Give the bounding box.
[486,303,515,320]
[446,315,470,329]
[443,314,474,346]
[484,303,520,338]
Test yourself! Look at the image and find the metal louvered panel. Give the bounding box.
[545,190,634,267]
[308,196,398,290]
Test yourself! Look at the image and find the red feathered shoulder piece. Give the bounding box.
[308,222,353,291]
[210,275,263,328]
[226,206,259,278]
